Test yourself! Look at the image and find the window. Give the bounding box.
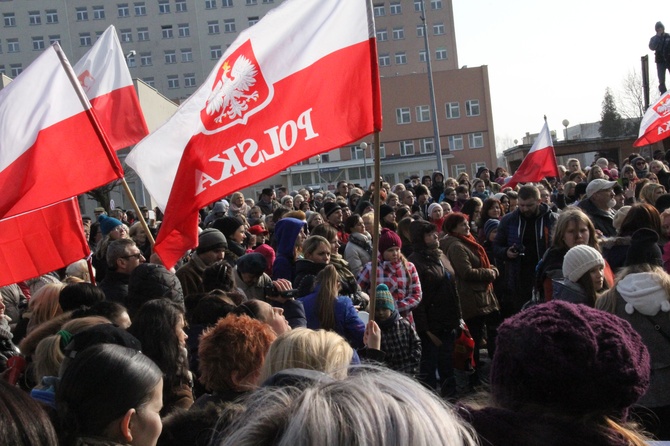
[448,135,464,150]
[376,29,388,41]
[134,2,146,15]
[79,33,92,46]
[222,0,233,6]
[468,133,484,148]
[120,29,132,42]
[436,48,447,60]
[394,52,407,64]
[4,13,15,27]
[400,140,415,156]
[379,143,386,158]
[76,7,88,21]
[248,16,259,26]
[392,27,404,40]
[143,76,155,87]
[419,49,427,62]
[433,23,445,35]
[93,6,105,19]
[396,107,411,124]
[351,145,365,160]
[10,64,22,77]
[126,56,136,68]
[181,48,192,62]
[96,30,104,39]
[210,45,222,59]
[29,11,41,25]
[161,25,174,38]
[246,0,257,4]
[167,74,179,89]
[208,21,220,34]
[205,0,216,8]
[465,99,480,116]
[416,105,430,122]
[178,23,190,37]
[472,162,487,177]
[118,4,130,17]
[420,138,435,154]
[416,25,424,37]
[390,2,401,14]
[140,52,152,66]
[431,0,443,9]
[49,35,61,44]
[7,38,18,52]
[184,73,196,87]
[32,36,45,51]
[0,66,4,75]
[446,102,460,119]
[451,164,466,177]
[164,50,177,64]
[379,54,390,66]
[137,27,149,40]
[176,0,187,12]
[414,0,422,12]
[373,4,385,16]
[158,1,170,13]
[224,19,236,33]
[262,0,273,3]
[45,10,58,24]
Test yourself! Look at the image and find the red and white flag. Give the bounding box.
[634,92,670,147]
[0,44,124,220]
[0,198,89,287]
[127,0,381,268]
[506,120,559,189]
[74,25,149,150]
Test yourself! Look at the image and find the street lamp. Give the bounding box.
[315,155,322,188]
[562,119,570,141]
[360,142,369,188]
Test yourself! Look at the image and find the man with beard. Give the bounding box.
[493,185,557,315]
[408,220,461,399]
[577,179,617,237]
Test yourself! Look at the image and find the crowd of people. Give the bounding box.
[1,153,670,445]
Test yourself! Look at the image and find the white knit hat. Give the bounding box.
[562,245,604,282]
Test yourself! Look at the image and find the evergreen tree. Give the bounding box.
[599,88,624,137]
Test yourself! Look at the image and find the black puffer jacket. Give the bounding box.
[126,263,185,317]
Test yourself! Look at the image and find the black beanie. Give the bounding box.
[624,228,663,267]
[380,204,395,219]
[237,253,267,276]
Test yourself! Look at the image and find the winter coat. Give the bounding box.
[293,259,325,297]
[600,236,631,272]
[127,263,185,317]
[299,288,365,348]
[344,232,372,277]
[552,278,590,305]
[272,218,307,282]
[98,270,130,305]
[377,310,422,376]
[441,235,499,321]
[176,254,207,298]
[577,199,616,237]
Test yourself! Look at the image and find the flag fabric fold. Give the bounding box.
[74,25,149,151]
[127,0,382,268]
[0,199,89,288]
[634,92,670,147]
[0,44,123,220]
[506,120,559,189]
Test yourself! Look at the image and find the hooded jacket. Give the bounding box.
[272,218,307,282]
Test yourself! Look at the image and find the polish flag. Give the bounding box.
[74,25,149,150]
[634,92,670,147]
[0,198,89,287]
[506,120,559,189]
[0,44,124,219]
[127,0,381,268]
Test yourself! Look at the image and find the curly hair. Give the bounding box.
[198,314,276,393]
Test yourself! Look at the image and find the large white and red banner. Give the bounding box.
[127,0,381,268]
[634,92,670,147]
[0,199,89,287]
[0,44,123,220]
[74,25,149,150]
[506,120,559,189]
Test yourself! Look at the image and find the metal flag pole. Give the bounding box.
[368,131,382,321]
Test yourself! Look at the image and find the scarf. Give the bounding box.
[451,232,491,269]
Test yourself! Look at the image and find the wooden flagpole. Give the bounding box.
[54,42,156,247]
[368,131,382,321]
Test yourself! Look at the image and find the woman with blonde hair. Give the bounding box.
[64,259,94,283]
[259,328,353,382]
[649,159,670,187]
[639,182,666,206]
[228,191,250,218]
[26,283,65,334]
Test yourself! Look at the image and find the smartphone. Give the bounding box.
[621,178,629,189]
[148,210,156,220]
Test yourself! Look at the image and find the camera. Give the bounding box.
[511,244,525,256]
[264,284,298,298]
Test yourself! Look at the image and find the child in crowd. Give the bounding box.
[553,245,608,306]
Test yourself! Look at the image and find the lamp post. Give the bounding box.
[315,155,322,188]
[562,119,570,141]
[360,142,369,188]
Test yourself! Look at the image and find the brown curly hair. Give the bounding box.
[198,314,276,392]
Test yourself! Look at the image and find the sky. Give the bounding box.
[451,0,667,152]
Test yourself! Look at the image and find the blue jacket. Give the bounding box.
[272,218,307,282]
[299,288,365,348]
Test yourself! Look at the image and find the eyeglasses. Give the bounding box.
[121,253,143,260]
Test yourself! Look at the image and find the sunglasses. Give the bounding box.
[121,253,143,260]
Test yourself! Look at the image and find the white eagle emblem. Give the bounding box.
[205,56,259,123]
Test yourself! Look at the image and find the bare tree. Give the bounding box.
[616,69,645,121]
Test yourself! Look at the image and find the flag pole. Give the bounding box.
[368,131,382,321]
[53,43,156,247]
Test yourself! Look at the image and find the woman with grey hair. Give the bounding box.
[214,367,479,446]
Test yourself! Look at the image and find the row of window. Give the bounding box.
[0,35,63,53]
[4,10,59,27]
[206,0,274,7]
[395,133,484,156]
[379,48,447,66]
[376,23,445,41]
[373,0,443,17]
[452,162,489,179]
[138,73,196,89]
[396,101,480,125]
